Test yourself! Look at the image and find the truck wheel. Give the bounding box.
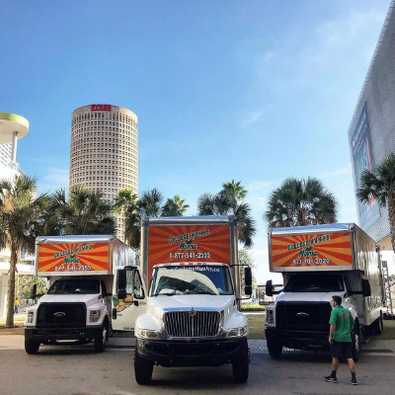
[25,338,40,355]
[94,324,107,353]
[232,338,249,383]
[267,333,283,359]
[373,315,383,335]
[134,349,153,385]
[351,332,360,362]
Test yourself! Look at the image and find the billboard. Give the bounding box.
[148,224,231,266]
[91,104,111,112]
[270,232,353,271]
[37,242,110,275]
[351,103,380,229]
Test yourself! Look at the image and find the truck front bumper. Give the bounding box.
[25,326,102,344]
[136,337,248,367]
[266,328,329,350]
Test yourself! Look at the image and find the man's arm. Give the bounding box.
[329,324,336,344]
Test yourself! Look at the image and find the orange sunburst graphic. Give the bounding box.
[271,232,353,270]
[38,243,110,274]
[147,225,231,282]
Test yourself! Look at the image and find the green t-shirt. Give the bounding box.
[329,305,354,342]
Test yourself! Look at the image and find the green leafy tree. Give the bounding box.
[357,153,395,253]
[48,186,116,235]
[265,177,337,228]
[197,180,256,248]
[0,174,48,327]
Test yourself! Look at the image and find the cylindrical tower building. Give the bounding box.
[69,104,138,240]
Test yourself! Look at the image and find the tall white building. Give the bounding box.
[69,104,138,240]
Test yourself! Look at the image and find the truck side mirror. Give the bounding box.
[244,285,252,296]
[266,280,274,297]
[117,269,127,300]
[244,267,252,287]
[29,284,37,299]
[362,279,371,297]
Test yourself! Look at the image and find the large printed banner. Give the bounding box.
[271,232,353,271]
[148,225,231,266]
[37,242,110,275]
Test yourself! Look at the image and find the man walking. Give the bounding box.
[324,295,357,385]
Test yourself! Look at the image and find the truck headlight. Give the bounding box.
[89,310,101,323]
[227,326,248,338]
[265,309,274,325]
[26,311,34,324]
[136,328,159,339]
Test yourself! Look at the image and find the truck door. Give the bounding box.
[112,267,147,331]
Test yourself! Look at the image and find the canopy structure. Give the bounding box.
[0,112,29,162]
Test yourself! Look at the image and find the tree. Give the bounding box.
[0,174,47,327]
[47,186,116,235]
[197,180,256,248]
[162,195,190,217]
[357,153,395,253]
[265,177,338,228]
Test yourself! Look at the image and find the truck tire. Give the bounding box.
[267,333,283,359]
[373,315,383,335]
[25,338,40,355]
[94,324,107,353]
[232,338,249,383]
[134,349,154,385]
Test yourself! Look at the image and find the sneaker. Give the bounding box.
[350,378,358,385]
[324,375,337,383]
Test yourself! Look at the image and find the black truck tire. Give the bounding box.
[25,338,40,354]
[351,331,360,362]
[94,324,107,353]
[134,349,154,385]
[232,337,249,383]
[267,332,283,359]
[373,315,383,335]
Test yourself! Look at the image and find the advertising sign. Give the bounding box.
[91,104,111,112]
[351,102,380,229]
[37,242,110,275]
[148,224,231,266]
[270,232,353,271]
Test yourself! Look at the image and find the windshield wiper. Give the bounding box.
[153,292,175,297]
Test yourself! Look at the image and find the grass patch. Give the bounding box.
[241,304,266,312]
[380,318,395,340]
[0,327,24,335]
[246,312,265,339]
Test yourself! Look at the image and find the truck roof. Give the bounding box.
[269,223,355,237]
[36,235,119,245]
[142,215,236,226]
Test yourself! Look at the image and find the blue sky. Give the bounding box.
[0,0,391,282]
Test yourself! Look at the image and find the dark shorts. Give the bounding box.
[330,341,353,359]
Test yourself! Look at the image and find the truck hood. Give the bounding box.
[39,293,103,307]
[277,291,342,303]
[147,295,235,318]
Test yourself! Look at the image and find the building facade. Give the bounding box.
[69,104,138,239]
[348,1,395,250]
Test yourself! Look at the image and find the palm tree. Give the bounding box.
[162,195,190,217]
[357,153,395,252]
[48,186,116,235]
[265,177,337,228]
[139,188,164,217]
[0,174,48,327]
[197,180,256,248]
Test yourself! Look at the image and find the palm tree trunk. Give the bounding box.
[5,244,18,328]
[387,193,395,254]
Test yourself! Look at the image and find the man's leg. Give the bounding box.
[331,357,339,373]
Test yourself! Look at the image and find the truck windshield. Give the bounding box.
[150,265,233,296]
[47,279,100,294]
[284,274,344,292]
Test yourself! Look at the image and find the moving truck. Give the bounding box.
[265,223,385,360]
[134,215,252,384]
[24,235,146,354]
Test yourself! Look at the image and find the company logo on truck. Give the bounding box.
[169,229,210,251]
[53,244,93,265]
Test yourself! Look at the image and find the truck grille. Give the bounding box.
[164,310,220,338]
[276,301,332,331]
[36,303,86,328]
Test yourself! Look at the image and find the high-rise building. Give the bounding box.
[69,104,138,240]
[347,1,395,259]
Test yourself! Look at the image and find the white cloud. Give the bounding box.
[240,104,272,128]
[38,166,69,194]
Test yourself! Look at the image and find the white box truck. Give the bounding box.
[24,235,146,354]
[134,215,252,384]
[265,223,385,360]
